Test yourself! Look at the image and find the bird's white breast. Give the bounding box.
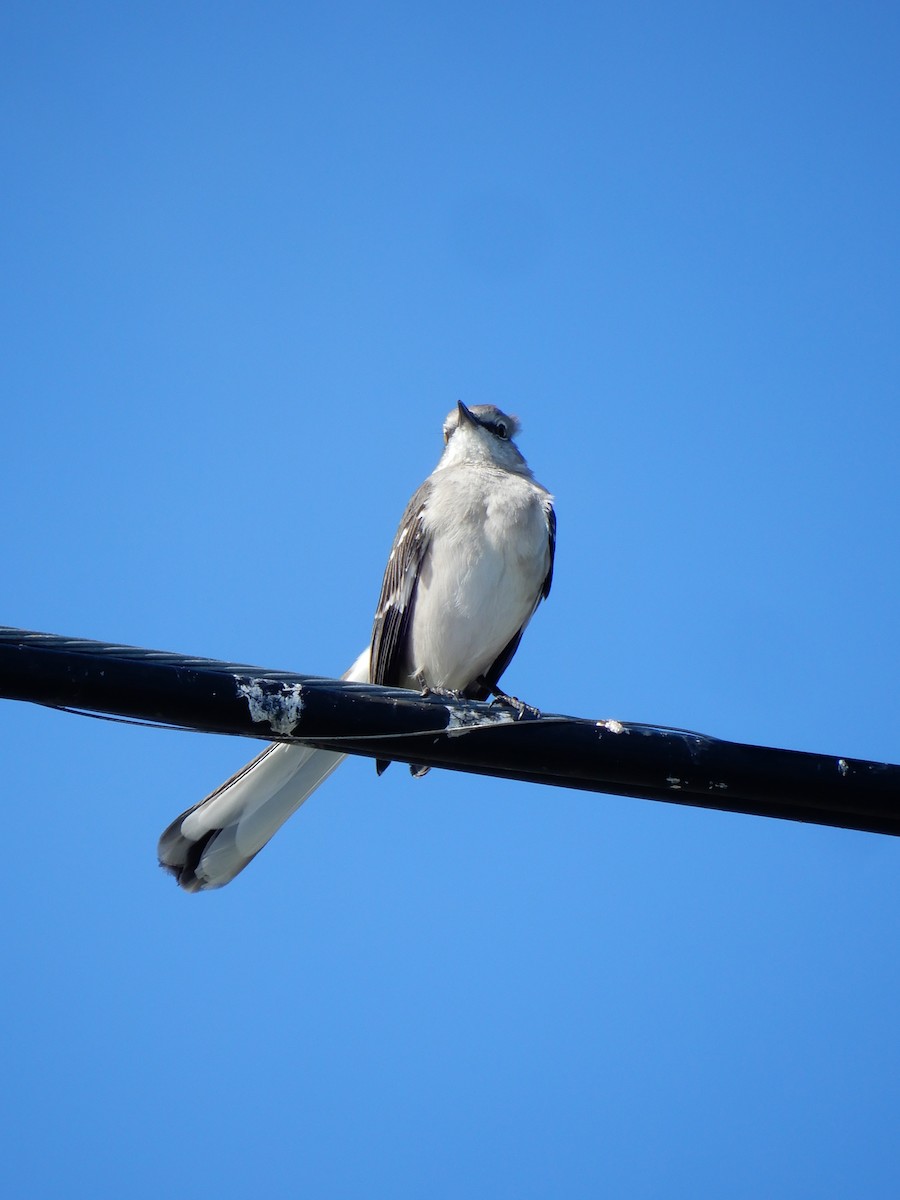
[405,465,551,691]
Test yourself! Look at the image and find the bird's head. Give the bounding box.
[440,402,529,473]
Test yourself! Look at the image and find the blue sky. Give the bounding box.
[2,2,899,1196]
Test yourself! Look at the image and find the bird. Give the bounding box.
[158,402,556,891]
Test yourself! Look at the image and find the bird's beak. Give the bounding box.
[457,401,477,427]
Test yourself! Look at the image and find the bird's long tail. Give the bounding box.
[158,649,370,891]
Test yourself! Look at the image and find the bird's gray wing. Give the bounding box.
[369,480,432,688]
[541,499,556,599]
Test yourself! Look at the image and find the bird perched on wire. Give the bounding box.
[158,401,556,891]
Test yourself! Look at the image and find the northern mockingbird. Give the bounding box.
[159,402,556,891]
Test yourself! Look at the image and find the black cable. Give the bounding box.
[1,625,898,837]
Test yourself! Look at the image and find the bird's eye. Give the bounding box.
[495,422,509,440]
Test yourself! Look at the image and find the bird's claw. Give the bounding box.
[419,684,467,702]
[490,691,541,720]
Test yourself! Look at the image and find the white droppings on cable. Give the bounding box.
[445,706,515,736]
[597,719,627,734]
[235,677,305,735]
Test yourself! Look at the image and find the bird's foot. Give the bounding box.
[490,689,541,720]
[419,684,467,702]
